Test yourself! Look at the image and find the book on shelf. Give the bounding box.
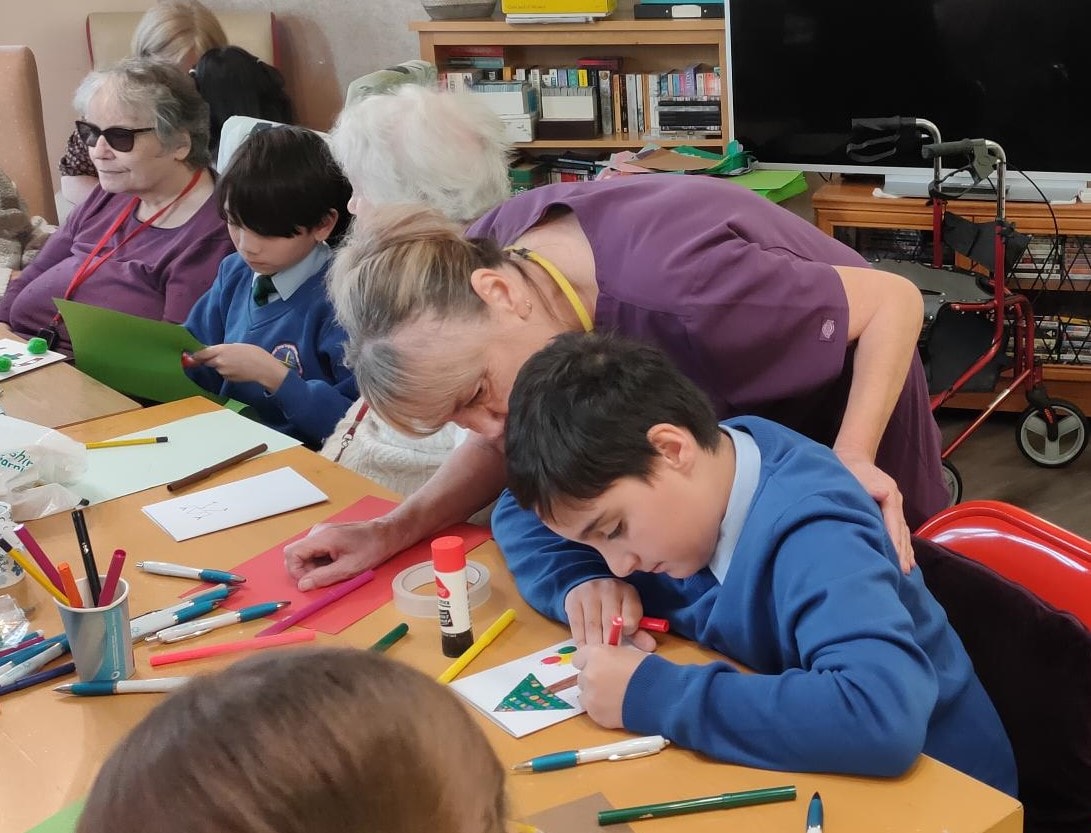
[500,0,616,13]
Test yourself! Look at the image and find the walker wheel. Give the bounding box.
[940,460,963,506]
[1016,399,1089,467]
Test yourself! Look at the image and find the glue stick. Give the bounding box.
[432,535,474,658]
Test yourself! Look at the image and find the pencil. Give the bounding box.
[70,508,101,605]
[97,549,127,607]
[545,672,579,694]
[165,443,268,492]
[57,562,83,608]
[370,622,409,653]
[256,569,376,637]
[437,608,517,685]
[0,540,70,605]
[148,629,315,667]
[12,525,64,592]
[85,436,169,449]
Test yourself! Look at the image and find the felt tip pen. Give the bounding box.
[597,786,797,826]
[137,561,246,585]
[512,735,670,773]
[55,677,192,696]
[129,599,221,641]
[370,622,409,653]
[145,601,290,643]
[0,662,76,697]
[806,792,823,833]
[0,641,65,686]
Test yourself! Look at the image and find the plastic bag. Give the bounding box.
[0,415,87,521]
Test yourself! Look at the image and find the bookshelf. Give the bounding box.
[812,179,1091,414]
[410,16,728,151]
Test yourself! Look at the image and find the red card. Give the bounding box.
[188,495,492,634]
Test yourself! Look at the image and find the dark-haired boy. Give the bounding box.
[184,125,357,447]
[499,331,1016,795]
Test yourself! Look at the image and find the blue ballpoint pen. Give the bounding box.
[129,599,221,641]
[806,792,824,833]
[511,735,669,773]
[145,601,291,643]
[136,560,246,585]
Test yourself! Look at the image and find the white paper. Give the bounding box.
[69,409,300,505]
[141,466,327,541]
[449,639,585,738]
[0,338,67,380]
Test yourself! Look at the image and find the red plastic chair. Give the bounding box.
[916,499,1091,629]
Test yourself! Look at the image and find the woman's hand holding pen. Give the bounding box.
[564,579,658,652]
[833,450,915,574]
[572,643,648,729]
[188,343,290,393]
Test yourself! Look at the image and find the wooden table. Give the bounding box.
[0,400,1024,833]
[0,357,140,429]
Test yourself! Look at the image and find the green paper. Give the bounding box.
[55,299,240,407]
[25,800,83,833]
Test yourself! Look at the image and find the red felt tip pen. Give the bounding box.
[638,616,670,633]
[97,549,127,607]
[607,615,624,647]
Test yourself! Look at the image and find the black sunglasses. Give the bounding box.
[75,120,156,153]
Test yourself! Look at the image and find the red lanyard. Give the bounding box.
[333,401,370,463]
[52,168,205,323]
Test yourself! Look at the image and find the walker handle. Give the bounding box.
[922,139,980,160]
[851,116,918,131]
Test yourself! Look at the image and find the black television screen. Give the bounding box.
[726,0,1091,190]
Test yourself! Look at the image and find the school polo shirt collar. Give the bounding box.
[707,424,762,584]
[256,242,332,303]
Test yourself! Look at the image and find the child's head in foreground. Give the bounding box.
[505,331,731,580]
[217,125,352,275]
[76,648,507,833]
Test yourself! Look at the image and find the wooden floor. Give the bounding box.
[937,409,1091,539]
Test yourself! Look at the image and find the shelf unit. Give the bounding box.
[812,179,1091,414]
[410,16,728,150]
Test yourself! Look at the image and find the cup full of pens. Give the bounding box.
[55,576,134,682]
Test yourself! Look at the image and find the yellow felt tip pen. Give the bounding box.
[86,436,168,449]
[437,608,517,685]
[0,541,70,605]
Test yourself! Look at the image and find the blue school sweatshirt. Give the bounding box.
[492,415,1017,795]
[184,251,358,447]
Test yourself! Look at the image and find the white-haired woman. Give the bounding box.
[315,85,512,525]
[0,58,232,355]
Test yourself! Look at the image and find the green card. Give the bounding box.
[25,800,82,833]
[55,299,238,408]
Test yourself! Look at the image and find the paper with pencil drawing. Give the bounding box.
[449,640,585,737]
[142,467,327,541]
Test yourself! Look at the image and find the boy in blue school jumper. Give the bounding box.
[184,126,358,448]
[500,332,1017,796]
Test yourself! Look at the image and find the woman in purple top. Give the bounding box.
[285,175,946,590]
[0,58,233,356]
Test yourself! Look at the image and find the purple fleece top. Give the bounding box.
[468,174,946,528]
[0,185,234,355]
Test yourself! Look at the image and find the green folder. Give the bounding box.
[55,299,243,409]
[25,800,82,833]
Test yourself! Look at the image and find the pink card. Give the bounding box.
[187,495,492,634]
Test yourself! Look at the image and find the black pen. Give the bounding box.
[71,508,102,605]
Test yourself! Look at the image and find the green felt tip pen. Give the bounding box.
[597,785,796,826]
[370,622,409,653]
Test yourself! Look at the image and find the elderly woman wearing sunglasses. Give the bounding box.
[0,58,233,355]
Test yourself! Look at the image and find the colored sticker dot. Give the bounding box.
[557,646,577,654]
[540,655,561,665]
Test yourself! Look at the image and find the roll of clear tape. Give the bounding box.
[391,560,492,618]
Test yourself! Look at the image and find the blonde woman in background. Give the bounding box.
[58,0,227,207]
[316,85,511,533]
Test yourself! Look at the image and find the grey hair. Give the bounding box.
[74,58,212,169]
[130,0,227,66]
[327,204,506,434]
[329,85,513,224]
